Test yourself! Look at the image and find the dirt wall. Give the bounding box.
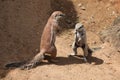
[0,0,77,78]
[0,0,51,69]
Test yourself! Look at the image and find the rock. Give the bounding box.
[78,3,82,7]
[81,6,86,10]
[78,3,86,10]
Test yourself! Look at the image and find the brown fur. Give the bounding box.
[21,11,65,69]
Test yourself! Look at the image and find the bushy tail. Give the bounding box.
[21,52,45,70]
[5,61,26,69]
[5,51,45,70]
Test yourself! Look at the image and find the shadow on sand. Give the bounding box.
[55,55,103,65]
[32,54,103,67]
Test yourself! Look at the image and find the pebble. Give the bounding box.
[81,6,86,10]
[78,3,82,7]
[78,3,86,10]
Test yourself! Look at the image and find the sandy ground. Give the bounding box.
[0,0,120,80]
[1,30,120,80]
